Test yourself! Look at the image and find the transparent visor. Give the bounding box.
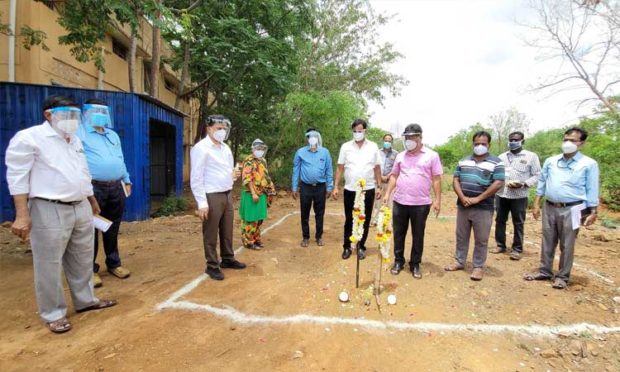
[48,107,82,123]
[305,130,322,147]
[82,104,113,129]
[252,142,268,156]
[211,119,231,140]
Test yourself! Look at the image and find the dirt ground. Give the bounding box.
[1,190,620,372]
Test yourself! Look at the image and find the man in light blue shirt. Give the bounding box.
[524,127,599,289]
[291,128,334,247]
[77,99,132,287]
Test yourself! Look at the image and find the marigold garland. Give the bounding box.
[349,179,366,245]
[375,205,392,263]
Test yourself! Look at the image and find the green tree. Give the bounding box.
[433,123,489,172]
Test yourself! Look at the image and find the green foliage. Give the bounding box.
[0,11,49,51]
[432,123,488,172]
[153,194,188,217]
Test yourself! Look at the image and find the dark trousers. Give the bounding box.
[392,201,431,268]
[93,182,125,272]
[203,192,235,269]
[494,196,528,253]
[343,188,375,250]
[300,182,327,240]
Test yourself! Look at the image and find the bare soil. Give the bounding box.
[1,192,620,371]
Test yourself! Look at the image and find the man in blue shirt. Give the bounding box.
[291,128,334,247]
[77,99,132,287]
[524,127,599,289]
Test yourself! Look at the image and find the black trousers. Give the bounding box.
[392,201,431,268]
[93,182,125,272]
[494,195,528,253]
[299,182,327,240]
[343,188,375,251]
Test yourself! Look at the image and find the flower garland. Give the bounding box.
[375,205,392,263]
[349,178,366,245]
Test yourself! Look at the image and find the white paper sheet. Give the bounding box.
[94,214,113,232]
[120,180,129,198]
[570,203,586,230]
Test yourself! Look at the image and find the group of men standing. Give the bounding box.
[290,120,600,287]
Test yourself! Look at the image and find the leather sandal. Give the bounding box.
[444,263,465,271]
[47,318,72,333]
[76,299,117,313]
[523,272,552,281]
[552,278,568,289]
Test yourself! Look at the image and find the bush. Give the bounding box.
[153,195,188,217]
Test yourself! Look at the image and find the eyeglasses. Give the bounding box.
[556,159,575,170]
[563,138,581,143]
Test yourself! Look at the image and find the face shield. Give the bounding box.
[208,116,232,142]
[82,104,113,129]
[47,107,82,135]
[305,130,323,148]
[252,139,268,158]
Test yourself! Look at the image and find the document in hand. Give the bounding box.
[94,214,113,232]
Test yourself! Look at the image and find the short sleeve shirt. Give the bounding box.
[454,154,505,210]
[337,140,381,191]
[391,146,443,206]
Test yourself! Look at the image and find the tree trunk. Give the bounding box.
[149,3,161,98]
[174,40,190,109]
[128,30,138,93]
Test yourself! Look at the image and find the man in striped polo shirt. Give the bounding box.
[444,130,505,281]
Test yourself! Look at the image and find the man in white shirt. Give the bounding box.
[5,96,117,334]
[333,119,382,260]
[190,115,246,280]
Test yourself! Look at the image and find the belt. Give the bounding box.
[209,190,231,195]
[34,197,83,206]
[92,179,121,187]
[546,200,583,208]
[302,182,325,187]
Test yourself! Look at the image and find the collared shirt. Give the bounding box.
[536,152,599,207]
[6,122,93,201]
[77,126,131,183]
[190,135,234,209]
[497,149,541,199]
[378,148,399,177]
[454,154,505,210]
[337,140,381,191]
[391,146,443,206]
[291,146,334,192]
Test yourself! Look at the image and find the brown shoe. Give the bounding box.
[108,266,131,279]
[93,272,103,288]
[470,268,483,281]
[444,262,465,271]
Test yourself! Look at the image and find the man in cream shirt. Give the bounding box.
[333,119,382,260]
[190,115,246,280]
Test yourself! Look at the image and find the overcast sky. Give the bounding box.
[367,0,603,146]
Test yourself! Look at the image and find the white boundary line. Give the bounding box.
[156,211,620,336]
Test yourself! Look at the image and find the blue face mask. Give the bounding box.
[91,113,111,128]
[383,141,392,149]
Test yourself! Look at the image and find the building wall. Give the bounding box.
[0,0,196,180]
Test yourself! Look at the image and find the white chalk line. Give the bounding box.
[159,301,620,337]
[156,212,620,336]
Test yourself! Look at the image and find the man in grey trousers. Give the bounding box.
[6,96,117,334]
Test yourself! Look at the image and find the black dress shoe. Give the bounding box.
[390,262,404,275]
[254,240,264,248]
[205,267,225,280]
[220,260,247,269]
[342,248,352,259]
[316,238,324,246]
[357,248,366,260]
[412,264,422,279]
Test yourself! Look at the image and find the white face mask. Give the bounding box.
[253,150,265,158]
[353,131,365,141]
[308,137,319,146]
[473,144,488,156]
[562,140,578,154]
[54,119,79,135]
[405,139,417,151]
[213,128,227,142]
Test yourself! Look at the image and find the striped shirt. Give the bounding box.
[454,154,505,210]
[496,149,541,199]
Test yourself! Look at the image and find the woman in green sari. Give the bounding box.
[239,139,276,250]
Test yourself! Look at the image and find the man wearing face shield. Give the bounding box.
[445,131,505,281]
[492,131,541,261]
[383,124,443,279]
[239,139,276,250]
[77,99,132,287]
[333,119,383,260]
[524,127,599,290]
[291,128,334,247]
[190,115,246,280]
[5,95,117,333]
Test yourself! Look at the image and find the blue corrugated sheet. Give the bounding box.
[0,82,184,221]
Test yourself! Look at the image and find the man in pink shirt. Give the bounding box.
[383,124,443,279]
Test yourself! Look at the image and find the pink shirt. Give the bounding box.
[391,146,443,206]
